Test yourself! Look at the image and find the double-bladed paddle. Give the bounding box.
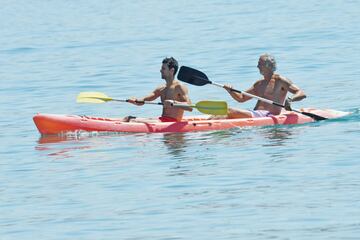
[177,66,327,121]
[76,92,228,115]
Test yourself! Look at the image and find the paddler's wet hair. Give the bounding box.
[261,53,277,72]
[162,57,179,76]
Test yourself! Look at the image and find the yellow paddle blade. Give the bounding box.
[76,92,113,103]
[194,100,228,115]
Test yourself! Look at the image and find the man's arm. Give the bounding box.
[283,77,306,102]
[128,85,164,105]
[223,83,257,103]
[281,76,306,110]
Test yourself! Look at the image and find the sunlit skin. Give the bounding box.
[223,54,306,118]
[127,62,192,121]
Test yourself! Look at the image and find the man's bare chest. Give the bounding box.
[161,87,178,100]
[262,81,286,98]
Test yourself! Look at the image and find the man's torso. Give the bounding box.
[160,82,186,121]
[254,75,289,114]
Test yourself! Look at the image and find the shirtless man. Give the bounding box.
[127,57,192,122]
[224,54,306,118]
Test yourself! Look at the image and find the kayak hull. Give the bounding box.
[33,108,349,135]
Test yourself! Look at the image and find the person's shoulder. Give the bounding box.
[174,80,188,90]
[155,84,166,92]
[174,79,185,85]
[253,78,264,87]
[275,74,293,85]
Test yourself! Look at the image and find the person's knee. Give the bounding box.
[227,108,252,119]
[227,108,241,118]
[227,107,237,115]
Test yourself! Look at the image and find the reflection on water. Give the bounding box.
[35,134,91,158]
[162,131,226,177]
[37,134,80,144]
[258,126,303,162]
[35,124,306,160]
[36,131,192,159]
[162,133,188,157]
[162,126,300,158]
[260,126,295,147]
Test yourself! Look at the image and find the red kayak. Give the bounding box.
[33,108,349,135]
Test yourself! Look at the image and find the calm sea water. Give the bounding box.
[1,1,360,239]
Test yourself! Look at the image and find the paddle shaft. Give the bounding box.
[210,81,284,106]
[77,94,162,105]
[108,98,225,113]
[114,99,191,108]
[177,66,327,121]
[111,99,162,105]
[79,95,226,115]
[211,81,327,119]
[77,91,227,115]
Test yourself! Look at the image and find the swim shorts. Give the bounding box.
[249,110,273,118]
[158,116,178,122]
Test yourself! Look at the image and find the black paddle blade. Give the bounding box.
[178,66,211,86]
[301,111,328,121]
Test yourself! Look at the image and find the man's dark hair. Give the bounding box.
[162,57,178,76]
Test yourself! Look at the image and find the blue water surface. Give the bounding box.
[1,1,360,239]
